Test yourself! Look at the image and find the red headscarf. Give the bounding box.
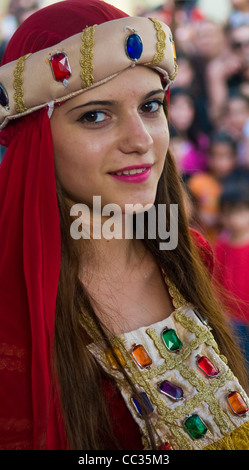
[0,0,128,450]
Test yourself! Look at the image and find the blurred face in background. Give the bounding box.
[208,142,237,180]
[230,25,249,68]
[224,96,249,139]
[169,94,195,134]
[230,0,249,12]
[221,203,249,238]
[194,21,227,60]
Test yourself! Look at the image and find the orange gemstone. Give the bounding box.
[106,346,126,369]
[227,391,249,416]
[131,344,152,368]
[172,41,176,60]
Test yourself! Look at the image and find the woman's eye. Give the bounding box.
[141,100,163,113]
[78,110,108,124]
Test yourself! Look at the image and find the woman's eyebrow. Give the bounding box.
[67,89,165,114]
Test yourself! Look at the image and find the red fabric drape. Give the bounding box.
[0,0,128,450]
[0,110,64,449]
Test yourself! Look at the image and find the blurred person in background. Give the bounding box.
[169,87,209,179]
[172,51,212,134]
[221,92,249,164]
[229,0,249,27]
[0,0,43,61]
[214,181,249,375]
[206,22,249,126]
[187,132,238,243]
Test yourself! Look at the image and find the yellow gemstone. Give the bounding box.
[106,346,126,369]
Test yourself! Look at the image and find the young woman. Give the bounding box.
[0,0,248,451]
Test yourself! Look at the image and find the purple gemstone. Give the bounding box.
[159,380,183,400]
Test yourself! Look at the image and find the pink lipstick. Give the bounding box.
[109,164,153,184]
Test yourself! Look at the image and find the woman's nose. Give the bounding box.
[118,111,153,155]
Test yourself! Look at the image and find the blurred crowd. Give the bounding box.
[140,0,249,370]
[1,0,249,368]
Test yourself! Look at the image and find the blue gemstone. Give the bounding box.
[132,392,154,417]
[0,83,8,108]
[126,33,143,61]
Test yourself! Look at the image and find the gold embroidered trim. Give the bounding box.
[79,306,102,342]
[174,310,220,354]
[147,18,166,66]
[145,313,236,438]
[82,273,249,449]
[89,308,247,450]
[13,54,31,113]
[204,421,249,450]
[168,61,178,81]
[163,272,188,309]
[80,25,96,89]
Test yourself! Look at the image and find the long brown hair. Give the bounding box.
[53,115,248,450]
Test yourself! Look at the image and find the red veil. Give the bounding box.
[0,0,128,450]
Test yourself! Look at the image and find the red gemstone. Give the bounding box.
[157,442,171,450]
[50,52,71,83]
[197,356,219,377]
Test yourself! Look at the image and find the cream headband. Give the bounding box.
[0,16,177,129]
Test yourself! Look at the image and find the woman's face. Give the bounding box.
[51,66,169,212]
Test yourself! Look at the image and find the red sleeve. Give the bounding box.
[190,228,215,275]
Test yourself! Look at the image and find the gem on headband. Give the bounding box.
[49,52,71,87]
[80,25,96,89]
[125,27,143,66]
[13,53,31,114]
[0,83,9,110]
[0,17,177,129]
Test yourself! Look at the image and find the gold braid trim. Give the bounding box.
[168,61,178,81]
[164,275,188,309]
[13,54,31,113]
[147,18,166,66]
[204,421,249,450]
[80,25,96,89]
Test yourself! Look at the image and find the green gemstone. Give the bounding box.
[161,328,182,352]
[184,414,208,439]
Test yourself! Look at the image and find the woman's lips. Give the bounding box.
[109,164,153,183]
